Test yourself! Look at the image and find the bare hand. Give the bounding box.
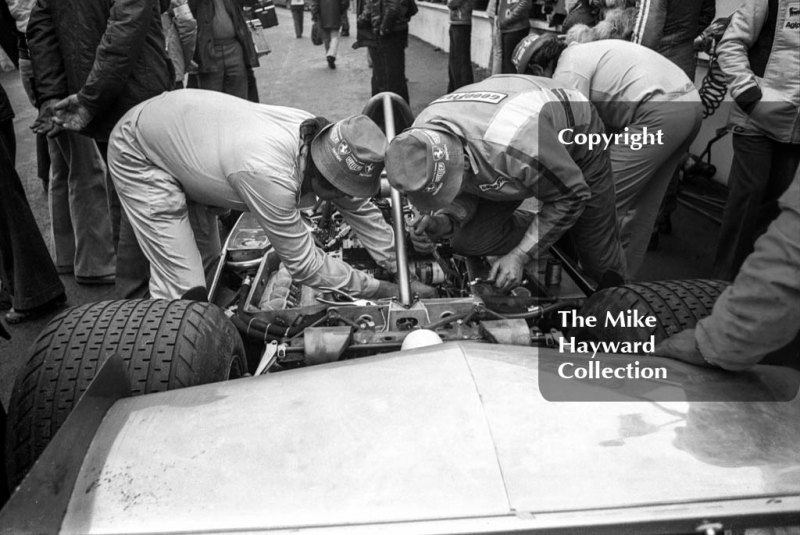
[488,250,529,293]
[53,94,93,132]
[410,214,453,242]
[31,98,65,138]
[653,328,715,367]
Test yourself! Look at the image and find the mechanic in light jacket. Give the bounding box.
[108,89,435,301]
[385,75,628,293]
[711,0,800,282]
[512,35,702,278]
[655,167,800,371]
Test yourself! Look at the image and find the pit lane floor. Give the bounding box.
[0,7,720,407]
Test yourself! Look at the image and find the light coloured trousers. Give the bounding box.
[109,124,221,300]
[612,92,702,277]
[321,28,339,58]
[48,132,116,278]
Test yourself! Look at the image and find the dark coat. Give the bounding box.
[27,0,173,141]
[632,0,716,80]
[359,0,412,35]
[311,0,346,30]
[188,0,259,73]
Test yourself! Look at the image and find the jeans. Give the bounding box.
[713,134,800,281]
[0,119,64,310]
[48,132,116,278]
[197,38,249,100]
[448,24,473,92]
[321,28,340,58]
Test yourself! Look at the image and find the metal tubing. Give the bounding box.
[383,94,412,306]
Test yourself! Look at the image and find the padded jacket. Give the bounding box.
[310,0,346,29]
[27,0,173,141]
[188,0,258,73]
[359,0,412,35]
[716,0,800,144]
[632,0,715,80]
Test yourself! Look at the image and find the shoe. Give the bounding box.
[296,34,302,38]
[75,274,115,286]
[57,265,74,275]
[5,294,67,325]
[327,56,336,69]
[340,30,349,36]
[181,286,209,303]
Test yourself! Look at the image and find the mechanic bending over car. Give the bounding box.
[108,89,436,300]
[512,34,703,278]
[385,75,629,293]
[655,167,800,372]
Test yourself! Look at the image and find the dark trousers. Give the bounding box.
[370,29,409,104]
[0,119,64,310]
[291,4,304,37]
[713,133,800,280]
[500,28,529,74]
[96,141,151,299]
[340,7,349,33]
[448,24,473,92]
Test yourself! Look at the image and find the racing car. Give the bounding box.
[1,94,798,534]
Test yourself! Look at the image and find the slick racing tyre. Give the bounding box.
[570,279,730,344]
[5,299,246,487]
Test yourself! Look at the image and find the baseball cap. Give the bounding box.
[385,126,464,212]
[512,33,560,74]
[310,115,387,198]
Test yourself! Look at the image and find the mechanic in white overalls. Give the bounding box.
[512,34,703,278]
[108,89,434,300]
[385,75,629,292]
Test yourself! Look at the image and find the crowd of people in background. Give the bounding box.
[0,0,798,372]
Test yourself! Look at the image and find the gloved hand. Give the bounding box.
[410,280,437,299]
[488,249,530,293]
[31,98,64,137]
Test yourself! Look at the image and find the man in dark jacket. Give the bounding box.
[359,0,414,103]
[188,0,259,97]
[27,0,173,141]
[631,0,715,82]
[27,0,173,300]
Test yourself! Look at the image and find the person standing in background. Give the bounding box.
[8,0,116,287]
[0,77,66,324]
[632,0,716,82]
[340,0,350,36]
[496,0,531,73]
[310,0,344,69]
[162,0,197,88]
[189,0,259,98]
[711,0,800,281]
[447,0,473,92]
[358,0,415,102]
[290,0,305,37]
[26,0,173,300]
